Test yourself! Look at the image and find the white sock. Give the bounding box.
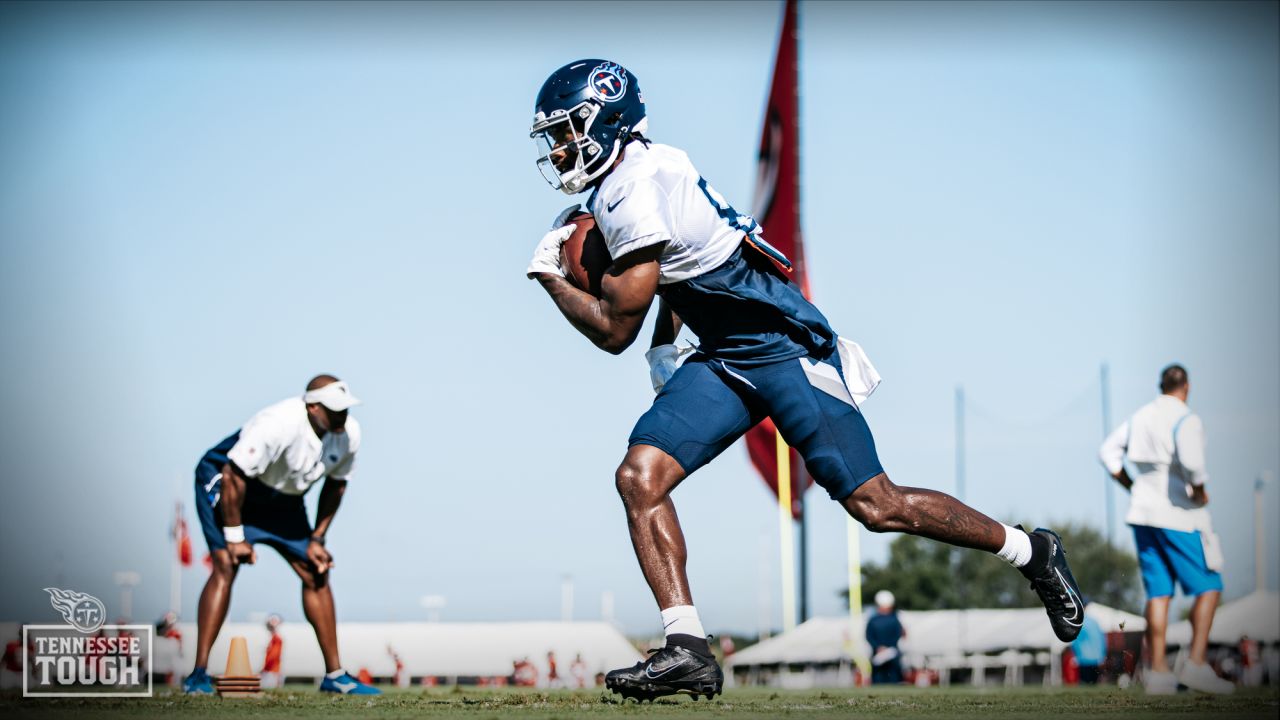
[660,605,706,639]
[996,523,1033,567]
[325,668,347,680]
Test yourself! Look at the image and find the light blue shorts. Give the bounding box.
[1132,524,1223,598]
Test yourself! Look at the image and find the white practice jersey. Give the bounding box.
[226,397,359,495]
[1098,394,1209,533]
[587,141,752,284]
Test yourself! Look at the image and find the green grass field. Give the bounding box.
[4,686,1279,720]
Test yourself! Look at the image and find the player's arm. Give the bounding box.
[308,477,347,573]
[1188,484,1208,506]
[534,243,663,355]
[650,298,682,348]
[1176,415,1210,506]
[218,462,257,565]
[643,298,691,393]
[1097,421,1132,491]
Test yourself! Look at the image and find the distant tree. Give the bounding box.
[841,522,1142,613]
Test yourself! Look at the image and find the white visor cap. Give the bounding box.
[303,380,361,411]
[875,590,895,609]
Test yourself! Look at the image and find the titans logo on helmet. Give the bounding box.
[589,62,628,102]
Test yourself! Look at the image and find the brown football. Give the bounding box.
[559,212,612,296]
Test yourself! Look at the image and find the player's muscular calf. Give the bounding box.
[193,548,240,669]
[843,474,1004,552]
[615,444,694,609]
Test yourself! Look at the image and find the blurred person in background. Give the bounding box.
[513,656,538,687]
[154,612,183,688]
[546,651,561,688]
[1238,636,1261,687]
[388,645,407,688]
[1,632,27,689]
[867,590,905,684]
[570,653,587,689]
[1100,364,1231,695]
[261,615,284,689]
[1072,598,1106,685]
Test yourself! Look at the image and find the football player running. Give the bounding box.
[527,60,1084,702]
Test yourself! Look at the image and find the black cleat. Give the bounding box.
[1021,527,1085,642]
[605,645,723,702]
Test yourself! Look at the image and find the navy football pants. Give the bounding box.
[629,348,884,500]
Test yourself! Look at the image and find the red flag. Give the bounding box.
[173,501,193,567]
[744,0,813,519]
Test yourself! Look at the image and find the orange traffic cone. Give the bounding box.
[225,637,254,677]
[215,636,263,698]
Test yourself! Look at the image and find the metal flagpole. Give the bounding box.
[170,546,180,613]
[955,385,968,654]
[777,430,796,633]
[170,501,182,613]
[794,0,808,628]
[955,385,966,502]
[1101,363,1114,546]
[1256,473,1270,593]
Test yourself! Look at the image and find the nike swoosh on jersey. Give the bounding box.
[607,196,626,212]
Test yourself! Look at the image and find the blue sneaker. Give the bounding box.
[320,671,382,695]
[183,667,214,695]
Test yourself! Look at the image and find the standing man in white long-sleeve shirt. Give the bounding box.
[1099,364,1232,695]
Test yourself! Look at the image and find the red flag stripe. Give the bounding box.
[744,0,813,520]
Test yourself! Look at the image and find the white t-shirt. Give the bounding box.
[226,397,359,496]
[587,141,750,284]
[1098,394,1210,533]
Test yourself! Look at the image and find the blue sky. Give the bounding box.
[0,1,1276,638]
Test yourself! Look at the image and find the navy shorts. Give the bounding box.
[194,440,313,563]
[1133,524,1223,598]
[629,348,884,500]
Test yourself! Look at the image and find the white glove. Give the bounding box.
[550,203,582,230]
[645,343,696,393]
[526,223,577,278]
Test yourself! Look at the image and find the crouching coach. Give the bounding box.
[183,375,379,695]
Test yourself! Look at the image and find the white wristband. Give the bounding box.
[223,525,245,543]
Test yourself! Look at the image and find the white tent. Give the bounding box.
[728,603,1144,668]
[1167,591,1280,646]
[151,621,641,680]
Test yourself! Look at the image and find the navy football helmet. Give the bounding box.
[531,59,648,194]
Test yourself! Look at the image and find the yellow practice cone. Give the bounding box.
[223,636,255,678]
